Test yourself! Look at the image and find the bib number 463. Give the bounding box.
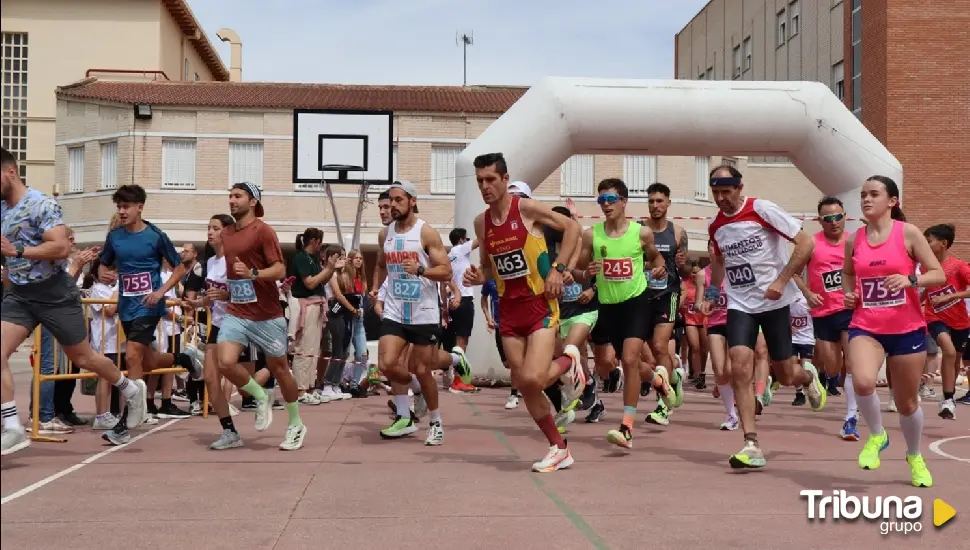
[492,249,529,280]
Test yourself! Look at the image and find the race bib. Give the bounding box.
[562,282,583,303]
[647,273,668,290]
[859,277,905,309]
[602,258,634,281]
[686,301,696,314]
[228,279,257,304]
[726,263,756,288]
[5,257,30,274]
[714,293,728,311]
[927,285,958,313]
[121,272,153,297]
[492,249,529,281]
[390,277,421,303]
[821,269,843,292]
[791,316,810,329]
[206,280,228,293]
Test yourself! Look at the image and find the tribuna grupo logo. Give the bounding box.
[800,490,923,535]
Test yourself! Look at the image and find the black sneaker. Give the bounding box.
[792,392,806,406]
[694,376,707,390]
[59,412,89,426]
[957,392,970,405]
[240,396,257,410]
[755,399,764,416]
[580,381,596,410]
[585,399,606,423]
[827,383,842,396]
[156,402,190,419]
[272,400,285,410]
[606,369,621,393]
[640,382,651,397]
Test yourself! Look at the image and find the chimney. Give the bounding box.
[216,28,242,82]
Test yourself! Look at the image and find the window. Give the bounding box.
[623,156,658,196]
[742,36,752,72]
[789,1,800,37]
[100,141,117,189]
[694,156,710,200]
[1,32,28,183]
[776,9,787,46]
[68,146,84,193]
[832,61,845,100]
[430,145,462,194]
[161,140,197,189]
[229,141,263,189]
[560,155,594,196]
[749,155,791,164]
[721,157,738,168]
[732,45,742,78]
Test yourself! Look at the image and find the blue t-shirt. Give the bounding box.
[0,188,68,285]
[481,278,500,325]
[100,222,181,322]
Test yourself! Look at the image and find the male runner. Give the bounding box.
[442,227,479,393]
[641,182,690,425]
[1,148,146,455]
[99,184,202,445]
[463,153,585,473]
[794,196,858,439]
[579,178,671,450]
[374,181,456,445]
[700,165,826,469]
[215,182,305,450]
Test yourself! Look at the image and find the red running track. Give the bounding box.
[1,362,966,550]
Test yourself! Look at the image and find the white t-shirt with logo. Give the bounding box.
[789,293,816,346]
[708,197,803,314]
[448,241,475,298]
[88,282,123,354]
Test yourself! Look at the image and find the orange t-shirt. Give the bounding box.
[221,219,285,322]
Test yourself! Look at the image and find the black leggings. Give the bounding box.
[324,314,352,385]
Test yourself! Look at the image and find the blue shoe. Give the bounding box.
[840,416,860,441]
[957,392,970,405]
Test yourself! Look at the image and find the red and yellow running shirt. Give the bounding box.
[483,196,553,300]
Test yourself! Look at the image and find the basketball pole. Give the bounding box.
[350,172,368,250]
[323,180,346,248]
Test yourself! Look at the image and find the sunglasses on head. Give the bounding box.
[820,213,845,223]
[597,193,621,205]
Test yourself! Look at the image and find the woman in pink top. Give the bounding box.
[695,240,737,430]
[843,175,944,489]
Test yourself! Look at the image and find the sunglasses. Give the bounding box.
[820,213,845,223]
[597,193,621,205]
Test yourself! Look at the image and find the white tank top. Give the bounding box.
[206,256,228,328]
[382,219,440,325]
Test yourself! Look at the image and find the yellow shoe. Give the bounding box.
[906,454,933,488]
[858,431,889,470]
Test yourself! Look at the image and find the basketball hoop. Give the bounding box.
[321,164,364,182]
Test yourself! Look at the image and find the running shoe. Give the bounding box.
[424,421,444,446]
[156,402,190,419]
[791,391,806,406]
[762,376,774,406]
[580,381,596,410]
[938,398,955,419]
[858,431,889,470]
[840,417,860,441]
[532,445,573,473]
[452,346,473,385]
[279,423,307,451]
[957,392,970,405]
[555,409,575,434]
[209,429,243,450]
[380,416,418,439]
[802,363,827,411]
[449,379,479,394]
[585,400,606,423]
[92,413,119,430]
[654,366,674,408]
[645,401,670,426]
[770,378,781,393]
[886,397,897,413]
[906,454,933,488]
[719,415,739,431]
[670,366,685,407]
[559,345,586,405]
[606,425,633,449]
[505,394,520,409]
[125,379,148,429]
[729,439,766,469]
[102,426,131,446]
[254,387,274,432]
[1,428,30,456]
[413,393,428,420]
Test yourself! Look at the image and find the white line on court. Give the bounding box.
[928,435,970,464]
[0,418,183,506]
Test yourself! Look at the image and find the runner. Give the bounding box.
[579,177,672,449]
[694,242,737,430]
[481,277,516,408]
[215,182,306,451]
[463,154,585,472]
[843,175,943,487]
[374,180,457,445]
[98,184,203,445]
[640,183,689,423]
[700,164,826,469]
[921,223,970,420]
[1,148,146,455]
[796,196,858,438]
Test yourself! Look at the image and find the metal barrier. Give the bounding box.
[29,298,212,443]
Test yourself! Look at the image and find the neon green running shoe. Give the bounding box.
[729,439,767,469]
[906,454,933,488]
[379,416,417,439]
[670,367,685,408]
[452,346,472,385]
[858,431,889,470]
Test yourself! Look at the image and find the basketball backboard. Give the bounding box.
[292,109,394,185]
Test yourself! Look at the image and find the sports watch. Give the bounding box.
[416,265,425,277]
[251,267,259,279]
[554,262,567,274]
[908,274,918,287]
[15,243,25,258]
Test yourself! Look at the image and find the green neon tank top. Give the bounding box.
[592,221,646,304]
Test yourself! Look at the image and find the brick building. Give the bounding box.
[676,0,970,257]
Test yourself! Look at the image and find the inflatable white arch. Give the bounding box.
[453,77,902,382]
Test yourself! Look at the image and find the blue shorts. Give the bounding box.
[848,327,927,357]
[812,310,853,343]
[217,314,288,358]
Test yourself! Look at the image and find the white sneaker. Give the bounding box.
[189,401,203,416]
[424,421,444,446]
[298,392,320,405]
[93,413,119,431]
[313,388,333,403]
[36,417,75,435]
[1,428,30,456]
[209,429,243,450]
[279,423,307,451]
[531,445,573,473]
[719,415,739,431]
[254,387,274,432]
[329,385,352,401]
[939,398,956,420]
[558,345,586,405]
[126,379,148,429]
[887,398,898,413]
[143,413,159,425]
[505,395,520,409]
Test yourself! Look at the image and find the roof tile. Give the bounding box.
[56,79,528,113]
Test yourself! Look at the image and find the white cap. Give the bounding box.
[507,181,532,198]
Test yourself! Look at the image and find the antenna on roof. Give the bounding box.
[456,30,474,86]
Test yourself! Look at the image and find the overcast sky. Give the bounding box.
[190,0,709,86]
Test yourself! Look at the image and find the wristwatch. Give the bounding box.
[554,262,567,274]
[908,274,918,287]
[251,267,259,279]
[416,265,425,277]
[15,243,25,258]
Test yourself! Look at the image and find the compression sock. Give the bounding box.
[844,374,858,420]
[536,414,566,449]
[622,406,636,430]
[899,407,924,455]
[856,392,884,436]
[239,379,267,402]
[285,401,302,427]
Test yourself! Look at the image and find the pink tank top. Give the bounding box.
[848,221,925,335]
[704,266,728,327]
[806,232,846,317]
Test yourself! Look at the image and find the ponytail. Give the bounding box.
[890,205,906,222]
[295,234,305,250]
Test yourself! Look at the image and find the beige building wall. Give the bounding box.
[0,0,224,195]
[54,100,826,256]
